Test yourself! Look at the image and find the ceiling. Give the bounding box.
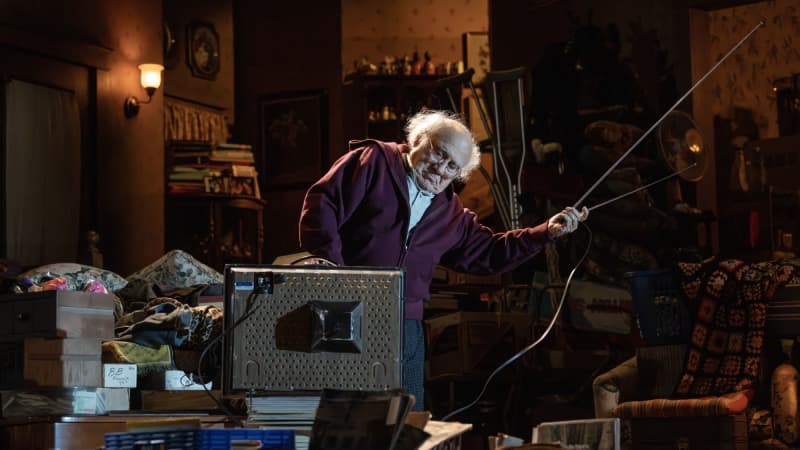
[688,0,764,11]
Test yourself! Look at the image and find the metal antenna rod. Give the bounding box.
[588,163,697,212]
[572,20,764,209]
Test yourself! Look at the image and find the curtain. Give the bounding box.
[164,98,229,144]
[5,80,81,265]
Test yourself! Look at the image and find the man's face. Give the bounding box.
[408,135,471,194]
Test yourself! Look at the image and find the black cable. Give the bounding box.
[441,222,593,421]
[195,289,266,427]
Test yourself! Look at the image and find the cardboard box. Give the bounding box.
[425,312,531,379]
[540,280,634,335]
[24,337,103,387]
[0,291,115,341]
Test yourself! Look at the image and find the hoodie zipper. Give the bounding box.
[398,200,446,266]
[399,232,411,266]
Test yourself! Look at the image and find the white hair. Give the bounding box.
[404,110,481,180]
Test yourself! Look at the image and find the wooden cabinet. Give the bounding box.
[346,74,446,142]
[164,195,265,272]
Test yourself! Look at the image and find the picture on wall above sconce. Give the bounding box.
[187,22,220,80]
[124,63,164,118]
[162,21,179,69]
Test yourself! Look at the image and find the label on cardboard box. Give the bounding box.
[164,370,212,391]
[103,363,137,388]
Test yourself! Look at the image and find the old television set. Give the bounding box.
[222,264,405,395]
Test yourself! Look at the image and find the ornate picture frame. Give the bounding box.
[186,22,220,80]
[259,90,329,190]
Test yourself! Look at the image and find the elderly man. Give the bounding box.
[299,110,587,410]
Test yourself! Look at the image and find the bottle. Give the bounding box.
[730,148,749,192]
[424,51,436,75]
[757,146,767,191]
[411,51,422,75]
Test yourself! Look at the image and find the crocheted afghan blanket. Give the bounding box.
[674,258,800,398]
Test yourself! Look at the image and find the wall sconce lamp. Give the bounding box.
[124,63,164,118]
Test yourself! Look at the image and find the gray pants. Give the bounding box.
[403,319,425,411]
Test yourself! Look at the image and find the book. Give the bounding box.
[231,164,257,177]
[169,167,215,181]
[209,150,255,163]
[216,142,253,151]
[169,140,214,152]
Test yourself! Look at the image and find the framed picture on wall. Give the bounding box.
[186,22,220,80]
[463,31,490,85]
[259,90,328,190]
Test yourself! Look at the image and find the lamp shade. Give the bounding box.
[138,63,164,89]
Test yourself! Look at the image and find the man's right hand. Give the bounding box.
[547,206,588,238]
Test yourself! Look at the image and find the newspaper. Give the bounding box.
[532,418,620,450]
[419,420,473,450]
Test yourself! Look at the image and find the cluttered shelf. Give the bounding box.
[164,140,265,272]
[346,73,448,142]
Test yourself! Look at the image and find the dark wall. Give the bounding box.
[0,0,164,275]
[489,0,693,204]
[490,0,691,148]
[95,1,164,276]
[234,1,343,263]
[490,0,691,96]
[163,1,235,117]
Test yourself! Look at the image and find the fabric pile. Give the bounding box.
[2,249,226,388]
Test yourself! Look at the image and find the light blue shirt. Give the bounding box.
[406,172,434,239]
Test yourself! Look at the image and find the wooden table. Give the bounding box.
[0,414,234,450]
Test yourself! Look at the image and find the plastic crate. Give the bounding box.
[624,269,693,346]
[104,428,295,450]
[199,429,295,449]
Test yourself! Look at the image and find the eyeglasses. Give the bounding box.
[427,143,461,176]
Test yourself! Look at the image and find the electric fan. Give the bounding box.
[656,110,707,182]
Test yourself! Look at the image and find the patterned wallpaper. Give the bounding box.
[341,0,488,75]
[708,0,800,138]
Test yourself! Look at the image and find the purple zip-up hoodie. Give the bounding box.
[299,139,552,320]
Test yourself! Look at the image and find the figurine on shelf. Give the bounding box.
[411,51,423,75]
[423,51,436,76]
[379,56,397,75]
[355,57,377,75]
[402,55,413,76]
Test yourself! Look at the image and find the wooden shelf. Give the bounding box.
[348,73,446,142]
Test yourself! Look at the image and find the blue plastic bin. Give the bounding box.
[104,428,295,450]
[199,429,295,449]
[624,269,693,346]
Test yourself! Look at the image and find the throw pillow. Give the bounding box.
[20,263,128,291]
[126,249,223,291]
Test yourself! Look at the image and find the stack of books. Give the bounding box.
[247,395,319,431]
[247,395,319,450]
[167,140,261,198]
